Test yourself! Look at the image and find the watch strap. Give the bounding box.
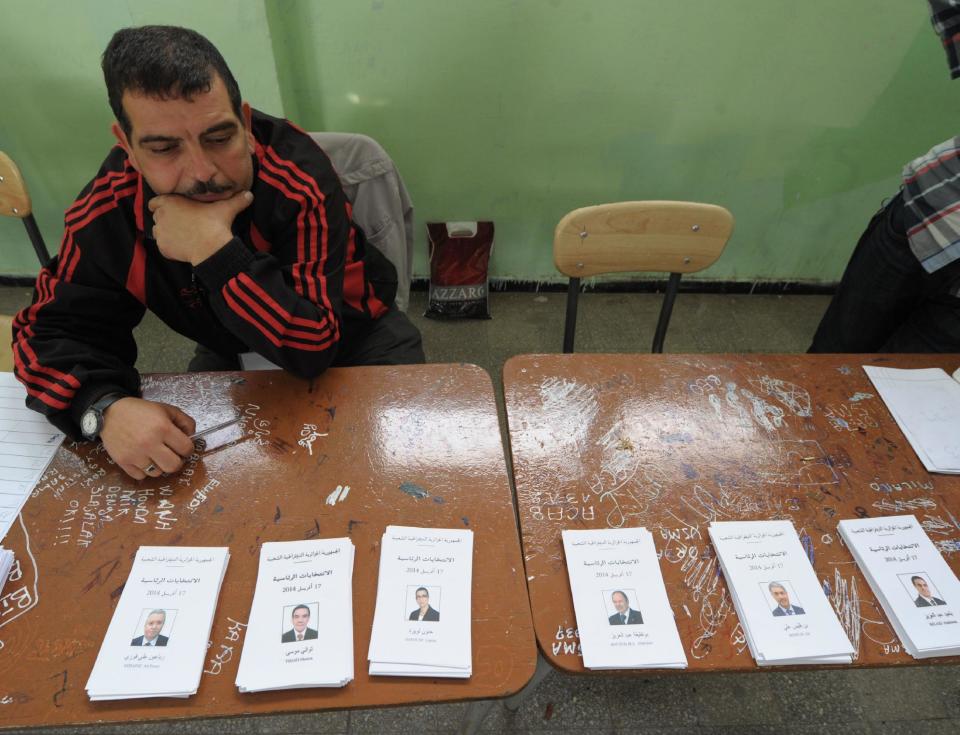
[81,392,127,440]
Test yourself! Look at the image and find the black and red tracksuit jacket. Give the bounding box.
[12,110,397,438]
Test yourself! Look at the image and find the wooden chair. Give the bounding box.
[0,151,52,372]
[0,314,13,371]
[0,151,52,267]
[554,200,734,353]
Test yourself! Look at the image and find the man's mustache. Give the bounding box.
[185,178,233,196]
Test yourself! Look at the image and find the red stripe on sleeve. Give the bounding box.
[222,284,335,352]
[126,236,147,304]
[250,223,272,253]
[235,272,334,335]
[257,166,313,300]
[264,148,331,311]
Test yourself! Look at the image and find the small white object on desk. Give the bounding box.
[368,525,473,678]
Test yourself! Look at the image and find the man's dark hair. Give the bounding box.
[911,575,926,586]
[292,604,310,618]
[416,587,429,596]
[612,590,629,604]
[102,25,242,136]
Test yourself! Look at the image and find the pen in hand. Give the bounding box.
[190,414,244,442]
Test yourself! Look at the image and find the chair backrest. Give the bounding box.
[0,314,14,372]
[0,152,33,219]
[0,151,51,267]
[309,133,414,312]
[554,200,734,353]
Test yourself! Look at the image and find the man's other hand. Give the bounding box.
[149,190,253,265]
[99,397,197,480]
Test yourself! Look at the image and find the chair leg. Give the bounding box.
[23,214,50,267]
[651,272,682,353]
[504,651,553,712]
[459,699,498,735]
[562,277,580,353]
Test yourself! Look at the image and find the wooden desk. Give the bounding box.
[503,353,960,673]
[0,364,535,729]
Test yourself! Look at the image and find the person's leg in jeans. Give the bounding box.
[188,344,242,371]
[809,192,925,352]
[333,309,425,367]
[880,258,960,352]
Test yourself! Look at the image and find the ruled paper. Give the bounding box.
[0,372,65,541]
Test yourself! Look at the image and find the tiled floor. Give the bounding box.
[3,285,959,734]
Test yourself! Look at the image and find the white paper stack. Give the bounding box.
[368,525,473,677]
[709,521,854,665]
[561,528,687,669]
[236,538,355,691]
[863,366,960,473]
[839,515,960,658]
[0,547,13,594]
[85,546,230,700]
[0,372,66,542]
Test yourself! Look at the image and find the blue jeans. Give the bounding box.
[809,192,960,352]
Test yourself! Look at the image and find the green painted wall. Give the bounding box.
[3,0,959,284]
[0,0,283,276]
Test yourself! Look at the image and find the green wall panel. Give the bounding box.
[266,0,960,283]
[0,0,282,276]
[3,0,959,285]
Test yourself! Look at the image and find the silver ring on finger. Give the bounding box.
[144,463,157,474]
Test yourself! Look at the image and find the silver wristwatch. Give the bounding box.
[80,393,126,440]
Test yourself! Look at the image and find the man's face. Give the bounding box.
[612,592,628,613]
[914,578,931,597]
[292,607,310,633]
[416,590,429,608]
[113,73,255,201]
[144,613,165,640]
[771,586,790,608]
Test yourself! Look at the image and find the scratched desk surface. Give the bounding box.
[0,364,535,729]
[503,353,960,674]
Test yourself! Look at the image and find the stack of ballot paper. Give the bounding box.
[368,525,473,677]
[561,528,687,669]
[236,538,355,691]
[0,372,66,542]
[863,366,960,473]
[839,515,960,658]
[86,546,230,700]
[709,521,854,665]
[0,547,13,594]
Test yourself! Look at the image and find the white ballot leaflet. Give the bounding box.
[236,538,355,691]
[368,525,473,677]
[85,546,230,700]
[709,521,854,665]
[839,515,960,658]
[561,527,687,669]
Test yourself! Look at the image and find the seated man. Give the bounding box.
[11,26,424,480]
[809,1,960,353]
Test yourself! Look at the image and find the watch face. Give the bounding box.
[80,409,99,438]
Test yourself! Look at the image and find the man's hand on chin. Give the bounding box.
[100,397,197,480]
[149,190,254,265]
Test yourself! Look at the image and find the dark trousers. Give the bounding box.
[189,308,425,371]
[809,192,960,353]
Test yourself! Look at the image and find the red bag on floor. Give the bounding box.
[425,221,493,319]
